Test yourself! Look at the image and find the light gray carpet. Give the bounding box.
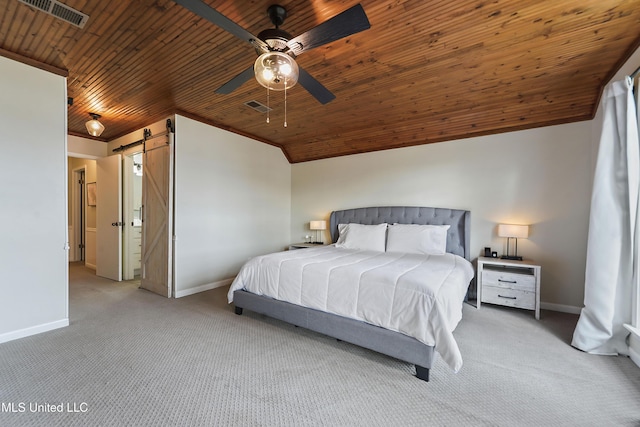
[0,263,639,426]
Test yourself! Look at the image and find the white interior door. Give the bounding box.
[96,154,122,281]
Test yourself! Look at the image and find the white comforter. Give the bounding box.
[228,245,474,372]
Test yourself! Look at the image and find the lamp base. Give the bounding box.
[500,255,523,261]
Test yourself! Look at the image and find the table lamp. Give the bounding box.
[498,224,529,260]
[310,220,327,244]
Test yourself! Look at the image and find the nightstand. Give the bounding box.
[288,243,326,250]
[477,257,541,319]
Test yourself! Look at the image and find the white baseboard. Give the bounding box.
[540,302,581,314]
[84,262,96,270]
[174,278,234,298]
[0,319,69,344]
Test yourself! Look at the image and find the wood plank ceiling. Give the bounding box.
[1,0,640,163]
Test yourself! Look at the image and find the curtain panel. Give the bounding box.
[572,77,640,355]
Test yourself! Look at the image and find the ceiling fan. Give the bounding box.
[173,1,371,104]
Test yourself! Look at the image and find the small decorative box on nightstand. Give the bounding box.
[477,257,541,319]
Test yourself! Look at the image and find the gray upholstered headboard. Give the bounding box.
[329,206,471,260]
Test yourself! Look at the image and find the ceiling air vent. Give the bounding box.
[18,0,89,28]
[244,100,272,114]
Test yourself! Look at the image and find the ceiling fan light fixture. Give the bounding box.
[85,113,105,137]
[254,51,299,90]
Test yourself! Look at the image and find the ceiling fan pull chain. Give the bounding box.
[266,86,270,124]
[284,83,288,128]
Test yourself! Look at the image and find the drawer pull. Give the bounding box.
[498,294,517,300]
[498,279,517,284]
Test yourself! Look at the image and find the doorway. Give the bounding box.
[71,167,86,263]
[68,157,97,269]
[123,153,143,280]
[68,154,143,281]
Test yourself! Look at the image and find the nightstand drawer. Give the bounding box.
[481,285,535,310]
[482,269,535,292]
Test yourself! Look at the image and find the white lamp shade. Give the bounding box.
[310,220,327,231]
[498,224,529,238]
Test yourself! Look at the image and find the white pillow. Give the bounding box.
[386,224,450,255]
[335,223,388,252]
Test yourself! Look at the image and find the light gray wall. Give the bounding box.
[68,135,107,158]
[0,56,68,342]
[291,121,593,311]
[172,115,291,296]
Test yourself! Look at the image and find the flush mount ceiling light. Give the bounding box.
[85,113,105,137]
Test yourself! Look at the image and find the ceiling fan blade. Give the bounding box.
[215,65,255,94]
[173,0,269,52]
[298,67,336,105]
[286,4,371,56]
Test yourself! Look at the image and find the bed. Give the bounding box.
[228,206,473,381]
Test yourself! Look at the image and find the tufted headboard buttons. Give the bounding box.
[329,206,471,260]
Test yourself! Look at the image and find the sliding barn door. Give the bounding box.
[140,133,174,297]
